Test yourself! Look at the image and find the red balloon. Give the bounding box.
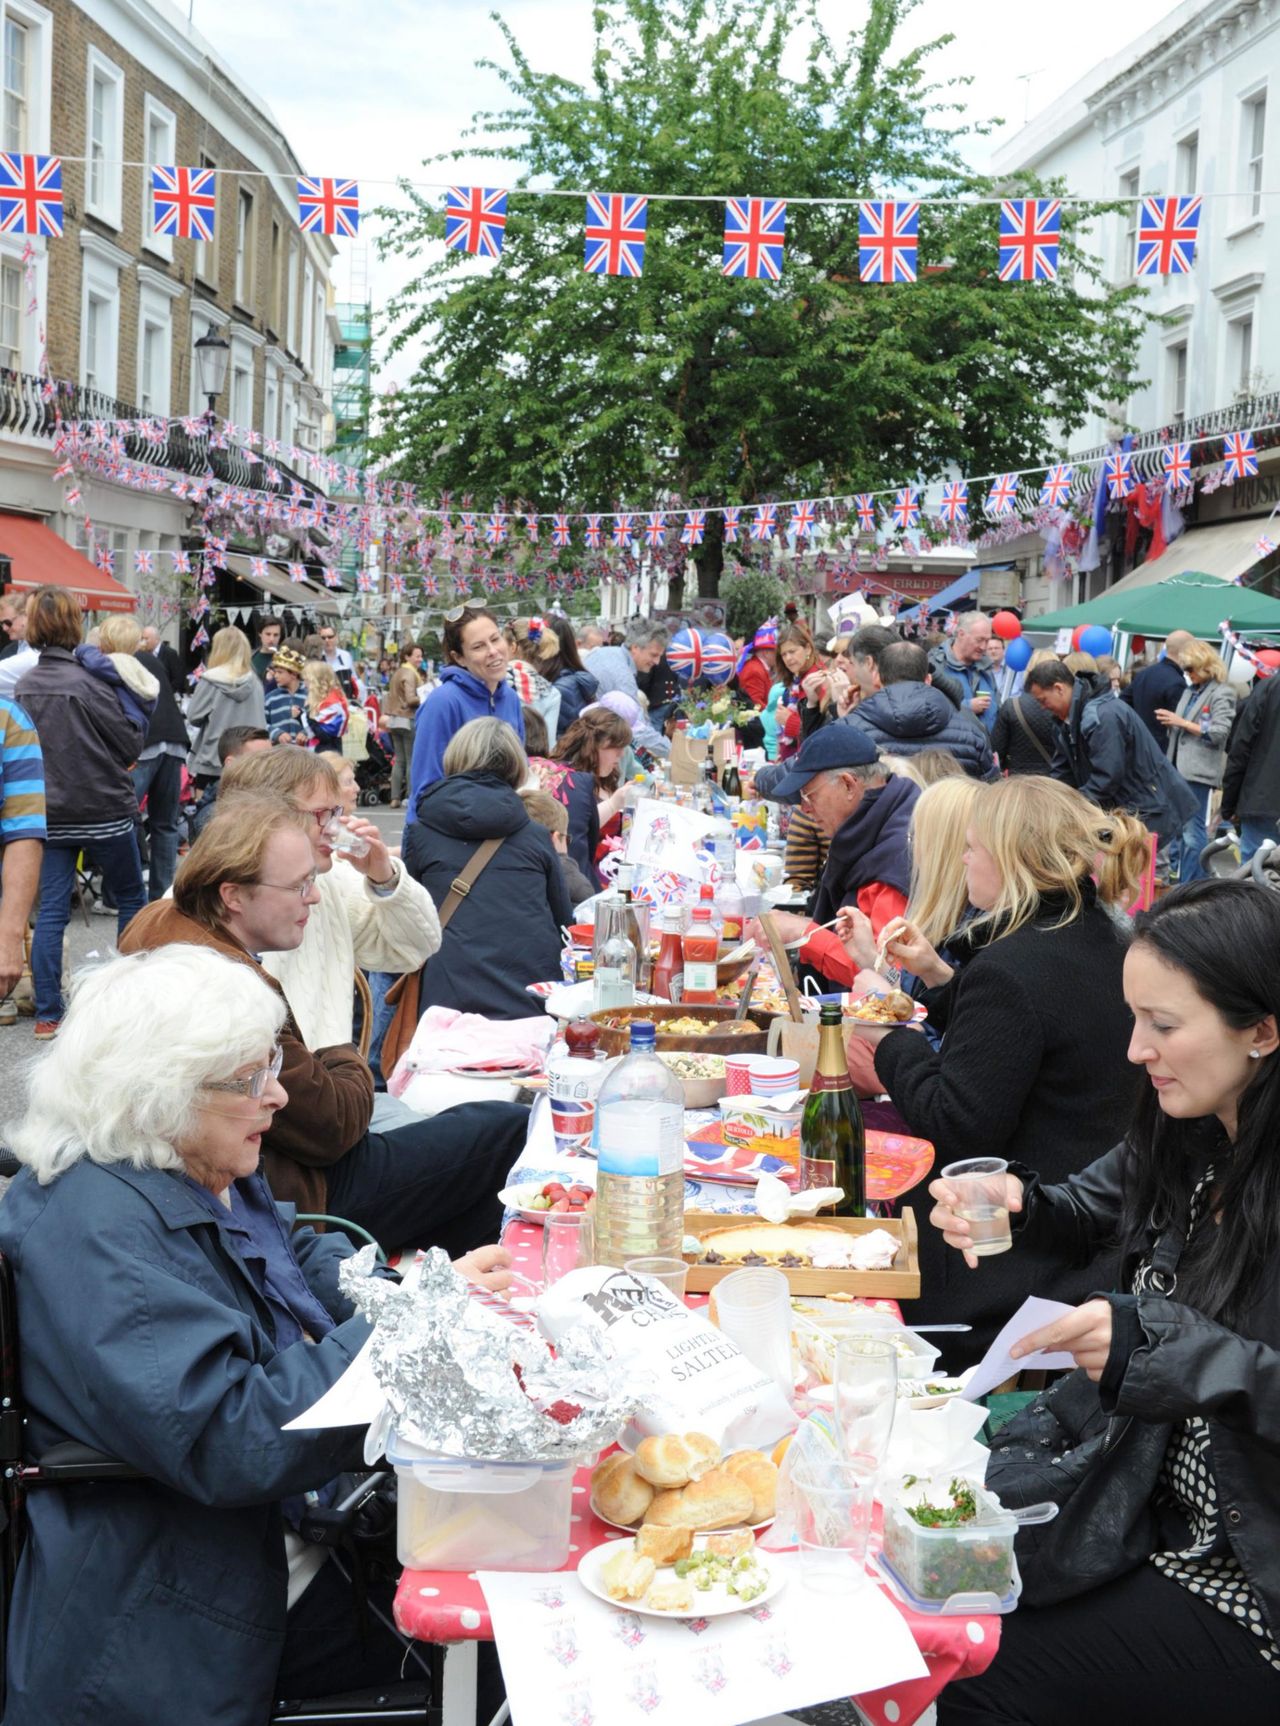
[991,610,1022,641]
[1131,636,1146,653]
[1072,625,1088,651]
[1256,649,1280,670]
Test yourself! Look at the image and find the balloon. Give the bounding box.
[1071,625,1088,651]
[1131,636,1146,654]
[1079,625,1114,658]
[1004,635,1033,672]
[1256,649,1280,670]
[667,626,737,685]
[991,610,1022,641]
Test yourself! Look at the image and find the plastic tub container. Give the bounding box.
[718,1095,805,1168]
[816,1310,941,1382]
[388,1433,577,1572]
[880,1480,1020,1612]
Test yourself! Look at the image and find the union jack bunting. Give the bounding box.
[644,512,666,548]
[892,486,921,530]
[722,506,742,543]
[444,187,508,259]
[583,193,647,277]
[1256,533,1277,559]
[939,482,968,523]
[854,494,878,532]
[249,557,269,579]
[552,513,572,548]
[422,575,439,596]
[1223,430,1259,480]
[858,201,919,284]
[585,514,603,548]
[297,177,359,237]
[460,512,477,544]
[790,500,816,539]
[287,563,307,583]
[611,512,634,548]
[680,509,706,546]
[1104,452,1135,499]
[750,502,777,541]
[172,550,191,575]
[484,512,508,546]
[1161,442,1192,489]
[998,199,1061,282]
[1136,196,1201,276]
[722,197,786,281]
[151,165,217,240]
[133,550,154,576]
[1040,463,1074,507]
[522,515,539,544]
[0,154,62,236]
[986,473,1019,516]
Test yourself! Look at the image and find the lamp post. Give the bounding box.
[193,323,230,428]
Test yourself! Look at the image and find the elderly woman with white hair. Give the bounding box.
[0,946,445,1724]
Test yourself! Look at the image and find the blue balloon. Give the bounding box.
[1003,635,1032,672]
[1079,625,1114,658]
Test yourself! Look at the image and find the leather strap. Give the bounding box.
[1012,696,1054,767]
[438,836,505,932]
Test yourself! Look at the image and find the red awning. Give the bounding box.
[0,512,138,613]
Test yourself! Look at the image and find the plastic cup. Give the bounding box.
[791,1459,875,1594]
[710,1266,794,1396]
[624,1256,689,1299]
[542,1211,595,1286]
[941,1156,1013,1257]
[724,1053,755,1096]
[832,1337,897,1473]
[746,1056,800,1096]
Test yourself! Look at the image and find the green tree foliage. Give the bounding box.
[722,568,788,640]
[375,0,1146,600]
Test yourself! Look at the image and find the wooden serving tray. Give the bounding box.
[681,1208,920,1300]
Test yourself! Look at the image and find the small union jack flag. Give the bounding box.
[151,166,216,240]
[444,187,508,259]
[892,486,921,529]
[287,563,307,583]
[485,512,508,546]
[585,514,603,548]
[133,550,154,576]
[644,512,666,548]
[522,515,539,544]
[249,557,268,579]
[1158,442,1191,490]
[1040,463,1075,507]
[172,550,191,576]
[422,575,439,596]
[1223,430,1259,480]
[297,177,359,237]
[675,510,704,546]
[791,500,816,539]
[1105,452,1135,499]
[0,153,62,236]
[1136,196,1201,276]
[460,512,477,544]
[939,482,968,523]
[854,494,878,532]
[1256,533,1278,560]
[584,193,647,277]
[722,197,786,281]
[552,513,572,548]
[722,507,741,543]
[998,199,1061,282]
[986,473,1019,516]
[751,503,777,541]
[612,512,634,548]
[859,201,919,284]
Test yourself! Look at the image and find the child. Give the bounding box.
[84,613,159,732]
[520,786,595,907]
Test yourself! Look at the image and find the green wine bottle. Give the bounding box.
[799,1003,866,1216]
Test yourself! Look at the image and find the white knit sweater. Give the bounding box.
[259,859,441,1049]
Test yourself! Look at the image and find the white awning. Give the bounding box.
[1106,516,1272,597]
[225,552,340,615]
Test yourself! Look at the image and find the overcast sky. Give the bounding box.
[188,0,1185,384]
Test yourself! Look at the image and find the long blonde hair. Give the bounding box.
[906,778,982,948]
[304,659,342,712]
[206,624,253,679]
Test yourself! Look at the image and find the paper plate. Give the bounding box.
[589,1497,774,1536]
[577,1537,786,1619]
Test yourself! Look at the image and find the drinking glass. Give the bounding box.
[791,1458,876,1595]
[624,1256,689,1299]
[711,1267,794,1396]
[832,1337,897,1473]
[940,1157,1014,1256]
[542,1211,595,1287]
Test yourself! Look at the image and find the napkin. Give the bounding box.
[754,1169,844,1222]
[879,1395,990,1491]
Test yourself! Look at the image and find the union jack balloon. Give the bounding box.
[668,627,737,686]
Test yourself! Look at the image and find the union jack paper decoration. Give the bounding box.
[133,550,154,576]
[998,199,1060,282]
[722,197,785,281]
[1256,533,1277,560]
[644,512,666,548]
[151,165,216,241]
[422,575,439,596]
[522,515,539,544]
[585,514,603,548]
[722,506,741,543]
[1223,430,1259,480]
[791,500,816,539]
[172,550,191,575]
[444,187,508,259]
[460,512,476,544]
[1104,452,1135,499]
[249,557,269,579]
[1136,196,1201,276]
[892,487,921,530]
[859,201,919,284]
[552,513,572,548]
[584,193,647,277]
[680,509,706,546]
[1040,463,1074,507]
[986,473,1019,516]
[296,177,359,237]
[1161,442,1192,490]
[288,563,307,583]
[611,512,634,548]
[0,154,62,236]
[854,494,878,532]
[484,512,508,546]
[750,503,777,541]
[939,482,968,523]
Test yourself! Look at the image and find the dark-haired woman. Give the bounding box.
[538,615,599,737]
[555,707,633,875]
[932,878,1280,1723]
[407,602,524,820]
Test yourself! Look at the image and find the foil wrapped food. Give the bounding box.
[339,1246,640,1460]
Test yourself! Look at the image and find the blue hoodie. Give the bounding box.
[406,665,526,823]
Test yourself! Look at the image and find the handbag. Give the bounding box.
[378,836,506,1077]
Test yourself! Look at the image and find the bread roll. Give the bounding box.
[675,1468,754,1530]
[635,1523,694,1565]
[706,1529,755,1559]
[723,1457,776,1524]
[634,1432,720,1489]
[684,1432,721,1481]
[723,1449,769,1474]
[591,1452,654,1527]
[642,1488,694,1528]
[602,1546,655,1602]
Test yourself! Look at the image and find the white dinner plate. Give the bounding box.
[577,1536,787,1619]
[589,1497,774,1536]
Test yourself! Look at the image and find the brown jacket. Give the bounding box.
[119,901,374,1214]
[383,663,422,721]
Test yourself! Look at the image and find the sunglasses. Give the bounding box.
[444,597,490,624]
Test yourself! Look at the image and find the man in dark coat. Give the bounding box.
[1220,668,1280,862]
[132,637,190,899]
[844,641,995,778]
[1120,630,1192,747]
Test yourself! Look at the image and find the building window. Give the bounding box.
[1119,169,1140,279]
[235,186,255,307]
[142,96,176,259]
[1176,132,1198,197]
[286,242,298,352]
[1243,92,1267,220]
[1231,314,1255,396]
[0,257,21,369]
[269,220,282,332]
[313,282,325,382]
[301,260,314,370]
[194,151,218,284]
[264,367,278,439]
[139,318,166,413]
[3,17,28,154]
[1167,340,1188,419]
[85,49,124,227]
[83,292,113,393]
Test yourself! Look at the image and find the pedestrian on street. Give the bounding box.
[1221,664,1280,863]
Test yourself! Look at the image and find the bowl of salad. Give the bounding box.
[657,1049,728,1108]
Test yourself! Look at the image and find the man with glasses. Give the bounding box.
[121,797,523,1262]
[317,624,358,701]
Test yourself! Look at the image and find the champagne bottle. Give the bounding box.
[800,1003,866,1216]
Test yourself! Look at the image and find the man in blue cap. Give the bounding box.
[751,726,919,987]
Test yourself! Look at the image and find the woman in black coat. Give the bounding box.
[861,776,1148,1367]
[404,717,571,1019]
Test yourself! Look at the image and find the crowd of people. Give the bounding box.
[0,580,1278,1720]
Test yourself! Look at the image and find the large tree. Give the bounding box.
[376,0,1145,600]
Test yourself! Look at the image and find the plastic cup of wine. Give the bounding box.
[940,1157,1014,1257]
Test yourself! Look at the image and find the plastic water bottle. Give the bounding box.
[593,1020,685,1265]
[711,820,745,943]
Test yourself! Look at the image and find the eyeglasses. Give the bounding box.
[252,871,319,901]
[320,632,337,643]
[443,597,489,624]
[204,1045,284,1100]
[296,804,342,829]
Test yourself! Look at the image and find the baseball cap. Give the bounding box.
[768,723,879,802]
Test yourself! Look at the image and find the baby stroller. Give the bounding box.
[354,723,394,806]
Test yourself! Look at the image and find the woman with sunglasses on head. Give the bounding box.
[406,600,524,824]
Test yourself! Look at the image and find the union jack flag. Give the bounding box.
[0,154,62,236]
[643,512,666,548]
[854,494,878,531]
[750,503,777,541]
[444,187,508,259]
[460,512,477,544]
[1161,442,1192,489]
[133,550,154,576]
[172,550,191,576]
[151,166,216,240]
[722,506,741,543]
[986,473,1019,516]
[585,514,603,548]
[1136,196,1201,276]
[939,482,968,523]
[485,512,508,546]
[422,575,439,596]
[583,193,647,277]
[1223,430,1258,480]
[892,486,921,529]
[791,500,815,538]
[296,177,359,237]
[680,510,706,546]
[552,513,572,548]
[1256,533,1277,560]
[998,199,1061,282]
[522,515,539,544]
[1040,463,1074,507]
[287,563,307,583]
[1104,452,1135,499]
[612,512,634,548]
[859,201,919,284]
[249,557,268,579]
[722,197,785,281]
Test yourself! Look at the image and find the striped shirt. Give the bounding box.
[0,695,45,844]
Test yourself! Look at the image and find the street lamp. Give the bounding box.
[193,323,230,426]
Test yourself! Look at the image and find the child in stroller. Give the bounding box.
[354,723,394,805]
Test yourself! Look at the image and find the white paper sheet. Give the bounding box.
[479,1557,928,1726]
[625,797,716,880]
[283,1335,384,1430]
[961,1296,1078,1403]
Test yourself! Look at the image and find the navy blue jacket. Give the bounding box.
[0,1160,372,1726]
[1051,676,1198,840]
[553,667,600,736]
[1121,656,1187,749]
[843,682,995,778]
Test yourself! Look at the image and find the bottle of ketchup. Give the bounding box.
[681,906,719,1005]
[652,912,685,1003]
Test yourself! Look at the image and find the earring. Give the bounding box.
[1249,1049,1262,1060]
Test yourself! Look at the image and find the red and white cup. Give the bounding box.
[724,1053,756,1096]
[747,1055,801,1097]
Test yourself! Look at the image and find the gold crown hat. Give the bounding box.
[271,645,307,677]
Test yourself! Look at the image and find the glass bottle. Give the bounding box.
[799,1003,866,1217]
